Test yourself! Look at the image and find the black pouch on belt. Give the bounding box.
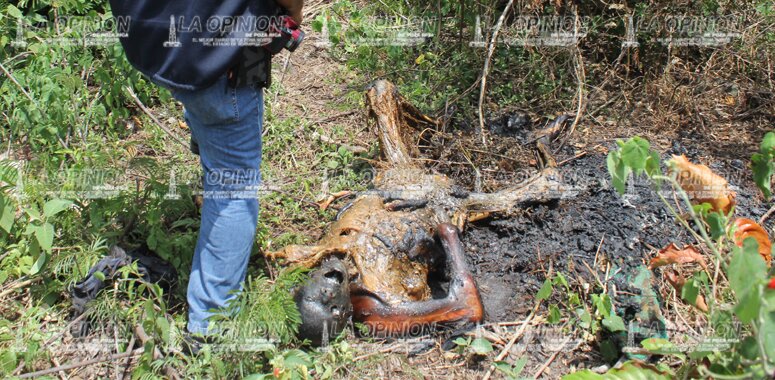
[229,46,272,89]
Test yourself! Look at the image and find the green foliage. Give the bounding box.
[2,0,163,152]
[607,136,775,377]
[751,131,775,199]
[210,268,307,344]
[564,361,673,379]
[494,357,527,379]
[313,0,574,114]
[452,335,494,356]
[0,187,72,279]
[606,137,661,194]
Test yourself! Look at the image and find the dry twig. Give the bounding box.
[477,0,515,146]
[18,349,143,379]
[126,86,188,149]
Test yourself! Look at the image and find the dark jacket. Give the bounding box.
[110,0,278,91]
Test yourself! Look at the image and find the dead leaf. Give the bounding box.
[669,155,736,214]
[316,191,352,210]
[733,218,772,267]
[664,270,709,312]
[649,243,708,270]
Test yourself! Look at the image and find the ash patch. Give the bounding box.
[463,153,681,322]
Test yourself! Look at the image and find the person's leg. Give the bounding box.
[170,76,264,335]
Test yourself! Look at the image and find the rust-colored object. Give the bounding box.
[670,155,736,214]
[733,218,772,267]
[351,224,484,335]
[649,243,708,270]
[268,80,576,336]
[664,270,709,312]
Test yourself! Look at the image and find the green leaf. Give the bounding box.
[283,349,312,368]
[0,195,14,233]
[0,350,17,374]
[738,336,760,360]
[33,223,54,251]
[25,205,41,221]
[645,150,663,179]
[453,337,469,347]
[607,153,629,195]
[548,304,561,324]
[762,309,775,359]
[692,203,712,216]
[494,357,527,378]
[751,152,773,199]
[29,252,47,276]
[43,199,72,217]
[681,277,701,307]
[761,131,775,152]
[602,314,626,332]
[311,20,323,33]
[641,338,679,356]
[620,137,650,172]
[156,317,170,344]
[555,272,569,290]
[94,271,106,281]
[705,212,726,240]
[326,159,340,169]
[728,239,768,297]
[536,278,554,300]
[733,287,761,323]
[593,294,613,318]
[6,5,23,19]
[576,308,592,329]
[469,337,493,355]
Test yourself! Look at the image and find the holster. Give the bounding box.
[229,46,272,89]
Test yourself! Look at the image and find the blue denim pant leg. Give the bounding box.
[170,76,264,335]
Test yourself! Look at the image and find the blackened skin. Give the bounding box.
[351,223,484,336]
[295,258,353,345]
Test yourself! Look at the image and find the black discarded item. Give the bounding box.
[70,245,177,337]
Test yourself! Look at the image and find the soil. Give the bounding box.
[387,112,773,377]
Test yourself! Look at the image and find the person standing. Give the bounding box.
[110,0,303,337]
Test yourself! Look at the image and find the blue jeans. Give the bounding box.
[169,75,264,335]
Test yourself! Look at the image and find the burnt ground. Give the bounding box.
[382,112,772,377]
[463,139,770,323]
[412,110,769,321]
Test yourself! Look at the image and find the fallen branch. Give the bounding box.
[311,131,368,154]
[134,323,181,380]
[481,298,543,380]
[121,334,137,380]
[312,110,357,125]
[557,151,588,166]
[0,61,36,105]
[0,278,36,299]
[555,12,586,153]
[125,86,189,149]
[760,204,775,225]
[477,0,515,146]
[532,335,576,379]
[18,348,143,379]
